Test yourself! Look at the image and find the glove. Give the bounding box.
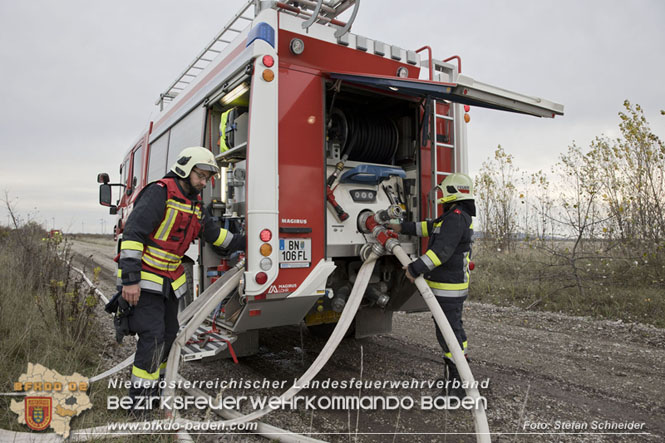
[106,291,134,343]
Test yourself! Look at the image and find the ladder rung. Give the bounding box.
[436,171,451,176]
[156,0,255,108]
[435,114,454,121]
[435,142,454,149]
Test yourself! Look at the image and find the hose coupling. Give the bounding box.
[374,204,403,224]
[384,237,400,253]
[359,242,385,261]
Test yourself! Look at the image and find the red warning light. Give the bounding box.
[255,272,268,284]
[262,55,274,68]
[260,229,272,242]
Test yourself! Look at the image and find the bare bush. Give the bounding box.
[475,145,519,251]
[588,101,665,259]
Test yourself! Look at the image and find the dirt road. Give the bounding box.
[69,238,665,442]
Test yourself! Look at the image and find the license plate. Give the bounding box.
[279,238,311,268]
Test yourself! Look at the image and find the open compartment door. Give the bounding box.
[329,72,564,118]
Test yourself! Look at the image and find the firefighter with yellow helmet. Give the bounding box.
[389,172,475,399]
[117,146,244,414]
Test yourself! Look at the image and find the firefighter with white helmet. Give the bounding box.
[117,146,244,414]
[388,172,475,399]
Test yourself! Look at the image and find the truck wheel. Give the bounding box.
[178,261,195,312]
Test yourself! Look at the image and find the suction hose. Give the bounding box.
[360,212,491,443]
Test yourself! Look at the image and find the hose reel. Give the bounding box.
[329,107,399,164]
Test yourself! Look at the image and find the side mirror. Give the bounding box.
[109,206,118,215]
[97,173,110,184]
[99,184,112,206]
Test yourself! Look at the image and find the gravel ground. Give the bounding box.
[69,238,665,442]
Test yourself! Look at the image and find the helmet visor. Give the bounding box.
[195,163,219,173]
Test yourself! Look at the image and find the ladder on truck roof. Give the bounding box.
[155,0,257,110]
[278,0,359,36]
[155,0,360,111]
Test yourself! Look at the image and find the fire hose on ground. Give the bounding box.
[161,252,380,427]
[70,252,378,440]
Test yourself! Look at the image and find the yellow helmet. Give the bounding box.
[171,146,219,179]
[438,173,474,203]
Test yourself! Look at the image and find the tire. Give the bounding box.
[178,261,195,312]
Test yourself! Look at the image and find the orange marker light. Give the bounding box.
[262,69,274,82]
[260,243,273,256]
[464,113,471,123]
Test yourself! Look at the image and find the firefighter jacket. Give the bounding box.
[117,174,244,298]
[401,203,473,298]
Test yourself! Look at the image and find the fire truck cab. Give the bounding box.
[98,0,563,359]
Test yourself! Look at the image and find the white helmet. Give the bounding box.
[438,173,474,203]
[171,146,219,179]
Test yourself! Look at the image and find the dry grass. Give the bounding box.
[0,223,101,432]
[470,239,665,328]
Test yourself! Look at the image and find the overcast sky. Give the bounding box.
[1,0,663,233]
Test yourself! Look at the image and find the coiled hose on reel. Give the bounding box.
[329,107,399,164]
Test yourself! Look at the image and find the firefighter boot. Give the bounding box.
[128,384,158,420]
[436,360,466,400]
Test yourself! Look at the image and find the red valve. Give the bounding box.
[375,228,398,246]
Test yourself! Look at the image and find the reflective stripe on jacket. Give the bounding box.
[118,178,201,297]
[401,206,473,297]
[118,175,244,298]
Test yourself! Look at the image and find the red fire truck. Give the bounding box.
[98,0,562,360]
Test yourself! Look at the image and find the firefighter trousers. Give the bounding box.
[433,295,468,363]
[127,287,179,399]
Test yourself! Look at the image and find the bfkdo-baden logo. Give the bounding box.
[25,397,52,431]
[10,363,92,438]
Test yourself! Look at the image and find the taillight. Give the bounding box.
[260,229,272,242]
[262,55,274,68]
[464,105,470,112]
[255,272,268,284]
